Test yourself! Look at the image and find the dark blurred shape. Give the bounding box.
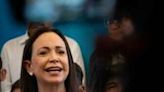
[27,22,52,37]
[8,0,26,23]
[0,57,2,69]
[74,63,83,85]
[95,35,146,61]
[88,32,149,92]
[106,11,136,42]
[114,0,155,35]
[112,1,155,91]
[10,79,21,92]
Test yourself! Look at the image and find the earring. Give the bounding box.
[29,72,33,76]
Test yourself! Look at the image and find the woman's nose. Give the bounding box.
[48,52,59,63]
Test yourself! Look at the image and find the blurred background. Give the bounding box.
[0,0,155,78]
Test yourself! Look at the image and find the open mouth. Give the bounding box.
[44,66,63,73]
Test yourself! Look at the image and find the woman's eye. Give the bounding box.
[58,50,65,55]
[39,51,48,55]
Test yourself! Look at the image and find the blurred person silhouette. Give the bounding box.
[10,80,21,92]
[21,26,78,92]
[88,26,146,92]
[0,57,7,92]
[74,63,85,92]
[1,22,86,92]
[106,11,136,42]
[88,41,130,92]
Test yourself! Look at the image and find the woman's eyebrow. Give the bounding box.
[56,46,64,49]
[38,47,50,51]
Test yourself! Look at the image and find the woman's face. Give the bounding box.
[29,32,69,84]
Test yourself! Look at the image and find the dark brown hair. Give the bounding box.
[11,79,21,92]
[0,57,2,69]
[74,63,83,86]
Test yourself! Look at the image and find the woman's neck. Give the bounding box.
[38,82,66,92]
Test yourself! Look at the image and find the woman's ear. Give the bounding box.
[0,69,6,81]
[23,60,33,76]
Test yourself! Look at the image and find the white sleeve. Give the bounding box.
[1,44,12,92]
[67,38,86,86]
[75,44,86,86]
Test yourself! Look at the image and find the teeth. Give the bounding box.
[45,67,62,72]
